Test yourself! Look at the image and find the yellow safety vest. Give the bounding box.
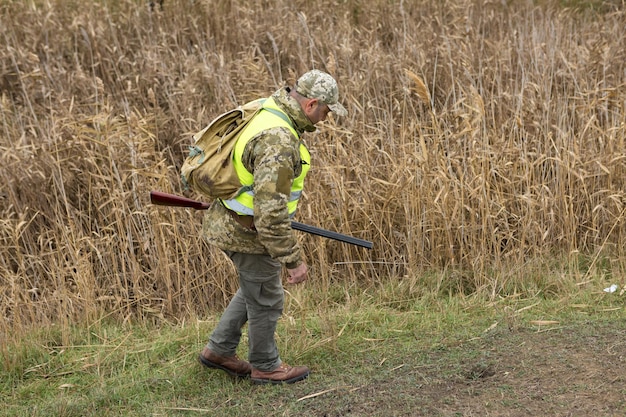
[221,97,311,217]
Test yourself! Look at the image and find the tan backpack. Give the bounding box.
[180,98,266,200]
[181,98,296,200]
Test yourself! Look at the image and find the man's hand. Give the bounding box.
[287,262,308,284]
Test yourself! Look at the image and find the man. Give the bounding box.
[198,70,347,384]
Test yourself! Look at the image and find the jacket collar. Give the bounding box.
[271,87,317,134]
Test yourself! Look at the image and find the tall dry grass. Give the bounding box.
[1,0,625,335]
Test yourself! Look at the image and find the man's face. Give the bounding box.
[304,99,331,125]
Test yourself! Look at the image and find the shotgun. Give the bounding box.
[150,190,373,249]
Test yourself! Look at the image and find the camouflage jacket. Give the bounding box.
[202,87,316,269]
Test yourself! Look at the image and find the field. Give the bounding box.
[1,0,625,415]
[1,298,625,416]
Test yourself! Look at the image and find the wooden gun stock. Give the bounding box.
[149,190,373,249]
[150,190,211,210]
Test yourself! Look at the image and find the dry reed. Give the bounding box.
[1,0,625,335]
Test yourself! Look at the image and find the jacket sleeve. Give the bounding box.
[244,127,303,268]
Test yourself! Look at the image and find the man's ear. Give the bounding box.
[305,98,318,111]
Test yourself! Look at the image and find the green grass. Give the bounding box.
[2,282,624,417]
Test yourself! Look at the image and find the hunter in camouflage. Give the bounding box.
[201,87,315,267]
[199,70,347,385]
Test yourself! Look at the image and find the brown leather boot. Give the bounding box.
[198,347,252,378]
[251,363,310,385]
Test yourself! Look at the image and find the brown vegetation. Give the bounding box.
[1,0,625,335]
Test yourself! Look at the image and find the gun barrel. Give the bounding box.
[291,221,373,249]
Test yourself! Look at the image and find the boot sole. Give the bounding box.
[251,370,310,385]
[198,355,250,379]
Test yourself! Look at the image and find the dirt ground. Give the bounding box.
[305,322,626,417]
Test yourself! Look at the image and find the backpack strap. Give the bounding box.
[260,105,298,137]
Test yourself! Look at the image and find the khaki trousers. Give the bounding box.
[207,251,284,372]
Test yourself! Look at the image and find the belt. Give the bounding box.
[221,203,256,231]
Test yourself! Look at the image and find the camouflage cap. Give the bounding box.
[295,70,348,117]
